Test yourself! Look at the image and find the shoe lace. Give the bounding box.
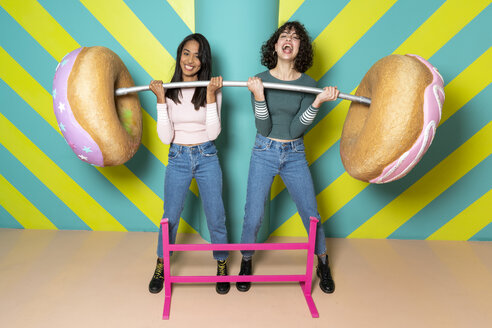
[217,260,227,276]
[153,262,164,279]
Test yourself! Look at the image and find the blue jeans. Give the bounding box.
[157,141,228,261]
[240,134,327,257]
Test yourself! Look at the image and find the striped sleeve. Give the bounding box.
[251,95,272,136]
[289,92,317,138]
[299,105,319,125]
[254,100,269,120]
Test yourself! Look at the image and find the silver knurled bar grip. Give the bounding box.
[115,81,371,105]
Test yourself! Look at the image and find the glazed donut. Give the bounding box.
[53,46,142,166]
[340,54,444,183]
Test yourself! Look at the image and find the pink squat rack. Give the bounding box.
[160,216,320,320]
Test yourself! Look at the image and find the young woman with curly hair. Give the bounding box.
[237,21,338,294]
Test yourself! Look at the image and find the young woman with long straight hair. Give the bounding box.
[148,33,230,295]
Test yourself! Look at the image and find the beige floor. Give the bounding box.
[0,229,491,328]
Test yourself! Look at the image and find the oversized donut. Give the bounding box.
[53,46,142,166]
[340,54,445,183]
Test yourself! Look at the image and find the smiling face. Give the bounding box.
[274,28,300,62]
[179,40,201,81]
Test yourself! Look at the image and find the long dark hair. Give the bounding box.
[166,33,212,110]
[260,21,313,73]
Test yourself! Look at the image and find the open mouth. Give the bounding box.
[282,44,293,54]
[184,65,195,71]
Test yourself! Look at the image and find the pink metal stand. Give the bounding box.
[160,217,320,319]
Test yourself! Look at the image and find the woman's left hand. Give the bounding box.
[312,86,339,108]
[207,76,223,95]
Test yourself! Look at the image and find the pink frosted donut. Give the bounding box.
[52,46,142,167]
[340,54,445,183]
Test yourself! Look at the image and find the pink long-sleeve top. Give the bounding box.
[156,88,222,145]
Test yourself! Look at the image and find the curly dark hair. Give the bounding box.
[260,21,313,73]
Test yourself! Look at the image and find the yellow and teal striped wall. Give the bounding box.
[0,0,490,241]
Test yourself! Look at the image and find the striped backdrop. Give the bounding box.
[0,0,490,241]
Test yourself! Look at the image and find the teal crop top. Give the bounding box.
[251,70,319,140]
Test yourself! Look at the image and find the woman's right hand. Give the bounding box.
[247,77,265,101]
[149,80,166,103]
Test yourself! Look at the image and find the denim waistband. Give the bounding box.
[170,141,215,152]
[255,133,304,150]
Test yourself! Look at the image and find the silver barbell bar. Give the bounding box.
[115,81,371,106]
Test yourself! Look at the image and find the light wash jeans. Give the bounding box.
[240,134,327,257]
[157,141,228,261]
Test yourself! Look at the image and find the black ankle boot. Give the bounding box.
[316,256,335,293]
[149,258,164,294]
[236,257,252,292]
[216,260,230,295]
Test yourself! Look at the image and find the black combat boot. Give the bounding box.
[236,257,252,292]
[316,256,335,293]
[216,260,230,294]
[148,258,164,294]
